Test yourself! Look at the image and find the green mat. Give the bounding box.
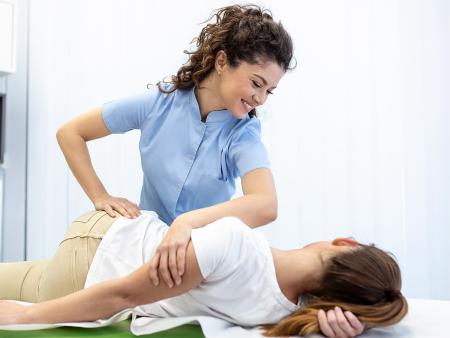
[0,319,205,338]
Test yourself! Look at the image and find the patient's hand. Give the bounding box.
[0,300,29,325]
[148,217,193,288]
[318,306,365,338]
[93,193,141,219]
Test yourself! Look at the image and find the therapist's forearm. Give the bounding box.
[56,128,108,203]
[179,194,277,229]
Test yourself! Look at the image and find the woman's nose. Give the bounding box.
[252,94,262,106]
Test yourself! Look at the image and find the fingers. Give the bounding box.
[148,253,160,286]
[152,243,187,288]
[169,246,181,286]
[326,308,347,338]
[93,192,141,219]
[177,245,186,277]
[102,199,141,219]
[103,204,118,218]
[159,246,174,288]
[344,310,365,334]
[318,307,363,338]
[334,307,359,337]
[150,223,191,289]
[318,309,335,338]
[111,202,130,218]
[118,199,141,218]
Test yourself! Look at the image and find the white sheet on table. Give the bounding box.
[0,299,449,338]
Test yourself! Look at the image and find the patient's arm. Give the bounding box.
[16,241,203,324]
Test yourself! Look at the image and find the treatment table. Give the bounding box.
[0,298,448,338]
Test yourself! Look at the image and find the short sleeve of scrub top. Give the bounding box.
[102,88,159,133]
[226,118,270,178]
[100,84,271,225]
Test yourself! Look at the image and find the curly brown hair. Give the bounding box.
[157,4,295,118]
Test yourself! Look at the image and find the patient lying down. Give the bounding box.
[0,211,407,337]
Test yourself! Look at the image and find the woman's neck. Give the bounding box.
[195,73,226,121]
[270,248,323,304]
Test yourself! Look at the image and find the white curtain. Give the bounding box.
[26,0,450,300]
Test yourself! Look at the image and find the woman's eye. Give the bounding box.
[252,80,274,95]
[252,80,262,88]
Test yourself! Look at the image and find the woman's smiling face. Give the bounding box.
[215,52,285,119]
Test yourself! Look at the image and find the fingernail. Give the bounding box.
[169,283,173,288]
[176,280,181,285]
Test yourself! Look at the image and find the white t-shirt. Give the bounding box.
[85,211,300,326]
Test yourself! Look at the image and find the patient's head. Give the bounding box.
[264,242,408,336]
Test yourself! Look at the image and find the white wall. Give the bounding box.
[26,0,450,300]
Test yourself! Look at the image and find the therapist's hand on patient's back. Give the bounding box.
[148,216,193,288]
[318,306,365,338]
[93,193,141,219]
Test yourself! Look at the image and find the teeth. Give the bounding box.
[242,99,253,110]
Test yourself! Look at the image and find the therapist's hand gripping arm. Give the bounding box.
[56,107,140,219]
[148,167,277,288]
[0,242,203,325]
[147,167,365,337]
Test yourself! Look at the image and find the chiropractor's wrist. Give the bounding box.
[91,190,110,204]
[175,207,222,230]
[174,212,198,229]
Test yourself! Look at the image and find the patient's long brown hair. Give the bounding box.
[263,244,408,336]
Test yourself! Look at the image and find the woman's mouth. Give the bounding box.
[241,99,254,112]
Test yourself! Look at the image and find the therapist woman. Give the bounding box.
[58,4,290,290]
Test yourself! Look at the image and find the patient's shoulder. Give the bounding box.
[203,216,250,235]
[190,217,252,279]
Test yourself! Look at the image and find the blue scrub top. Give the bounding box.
[102,84,270,225]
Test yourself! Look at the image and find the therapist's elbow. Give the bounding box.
[56,124,73,144]
[56,126,65,141]
[266,203,278,222]
[56,124,84,149]
[56,126,68,149]
[259,196,278,225]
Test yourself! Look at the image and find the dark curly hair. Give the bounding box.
[156,4,295,118]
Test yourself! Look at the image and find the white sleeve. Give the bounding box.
[190,217,249,279]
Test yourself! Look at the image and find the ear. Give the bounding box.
[215,50,228,74]
[332,237,359,247]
